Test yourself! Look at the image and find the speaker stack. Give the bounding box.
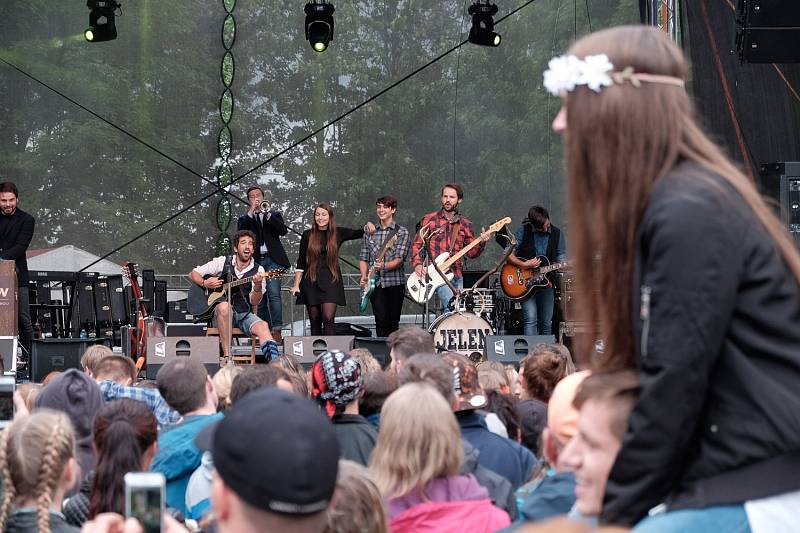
[736,0,800,63]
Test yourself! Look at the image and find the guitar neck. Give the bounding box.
[539,261,569,274]
[223,273,259,290]
[440,235,486,271]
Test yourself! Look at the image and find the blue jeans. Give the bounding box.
[435,277,463,314]
[521,287,554,335]
[634,505,751,533]
[257,256,283,329]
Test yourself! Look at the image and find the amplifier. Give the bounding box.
[283,336,355,365]
[484,335,557,367]
[145,336,219,379]
[31,338,109,382]
[352,337,390,369]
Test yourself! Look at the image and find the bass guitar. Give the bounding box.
[188,268,285,322]
[406,217,511,304]
[359,233,399,313]
[499,256,571,300]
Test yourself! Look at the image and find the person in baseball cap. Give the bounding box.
[443,352,537,491]
[196,387,340,533]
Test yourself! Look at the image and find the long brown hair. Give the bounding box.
[306,203,340,282]
[89,400,158,518]
[563,26,800,371]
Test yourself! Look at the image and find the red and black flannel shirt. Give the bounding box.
[410,209,485,279]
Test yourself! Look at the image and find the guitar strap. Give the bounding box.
[375,225,400,261]
[448,219,461,256]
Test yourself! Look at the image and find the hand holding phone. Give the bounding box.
[124,473,165,533]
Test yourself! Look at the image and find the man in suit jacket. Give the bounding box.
[0,182,35,355]
[237,186,290,342]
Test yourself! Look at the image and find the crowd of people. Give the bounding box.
[3,22,800,533]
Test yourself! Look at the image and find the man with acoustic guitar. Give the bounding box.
[506,206,566,336]
[410,183,491,313]
[358,195,411,337]
[188,230,279,363]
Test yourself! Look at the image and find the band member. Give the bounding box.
[550,26,800,528]
[506,206,566,335]
[410,183,490,312]
[188,230,278,362]
[359,196,411,337]
[0,182,35,356]
[290,204,370,335]
[237,186,290,342]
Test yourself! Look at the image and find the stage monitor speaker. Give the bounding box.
[145,336,219,379]
[760,162,800,246]
[484,335,557,366]
[736,1,800,63]
[283,336,355,365]
[353,337,390,369]
[30,338,108,382]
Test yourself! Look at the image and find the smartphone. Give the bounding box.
[0,377,15,429]
[124,472,165,533]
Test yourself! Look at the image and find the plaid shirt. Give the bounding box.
[99,380,181,427]
[359,222,411,288]
[411,209,485,279]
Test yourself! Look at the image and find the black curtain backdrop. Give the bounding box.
[680,0,800,178]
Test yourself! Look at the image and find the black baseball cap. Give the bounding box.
[196,388,339,515]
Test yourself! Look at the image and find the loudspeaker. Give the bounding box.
[760,162,800,246]
[145,336,220,378]
[31,338,109,382]
[353,336,390,369]
[283,336,355,365]
[736,0,800,63]
[484,335,557,366]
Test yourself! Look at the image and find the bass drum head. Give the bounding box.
[429,311,494,363]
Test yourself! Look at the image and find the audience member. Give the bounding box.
[63,400,158,527]
[35,369,103,486]
[397,352,518,519]
[348,347,382,374]
[359,370,398,427]
[386,326,434,372]
[229,365,293,404]
[444,353,537,491]
[42,371,62,386]
[0,410,79,533]
[150,358,222,516]
[276,354,311,397]
[196,388,339,533]
[370,383,511,532]
[559,371,639,522]
[485,389,522,442]
[322,460,388,533]
[93,355,180,427]
[514,371,590,527]
[211,364,243,412]
[478,366,511,394]
[311,351,377,465]
[80,345,113,377]
[15,382,41,412]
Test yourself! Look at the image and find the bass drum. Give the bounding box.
[429,311,494,363]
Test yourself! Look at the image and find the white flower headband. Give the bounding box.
[543,53,685,96]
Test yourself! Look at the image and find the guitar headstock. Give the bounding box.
[122,262,138,282]
[488,217,512,233]
[266,268,285,279]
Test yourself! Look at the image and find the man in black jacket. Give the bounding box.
[237,186,290,341]
[0,181,35,355]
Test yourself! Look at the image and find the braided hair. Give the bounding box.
[0,410,76,533]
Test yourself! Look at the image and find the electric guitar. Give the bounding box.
[187,268,285,322]
[499,256,571,300]
[122,262,148,372]
[406,217,511,304]
[359,233,399,313]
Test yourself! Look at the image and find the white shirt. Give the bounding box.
[193,255,266,292]
[249,212,270,254]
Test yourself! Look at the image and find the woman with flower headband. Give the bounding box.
[547,26,800,531]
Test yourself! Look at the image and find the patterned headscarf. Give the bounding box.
[311,350,364,417]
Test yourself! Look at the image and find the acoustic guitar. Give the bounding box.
[188,268,285,322]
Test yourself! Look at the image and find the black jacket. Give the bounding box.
[461,440,518,521]
[331,414,378,466]
[4,509,79,533]
[602,162,800,525]
[237,211,290,267]
[0,207,35,285]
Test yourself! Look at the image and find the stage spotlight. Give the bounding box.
[85,0,119,42]
[468,1,501,47]
[305,1,335,53]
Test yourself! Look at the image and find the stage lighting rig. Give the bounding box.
[468,1,501,47]
[85,0,120,42]
[305,1,335,53]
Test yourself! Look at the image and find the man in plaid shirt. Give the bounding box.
[359,195,411,337]
[411,183,490,312]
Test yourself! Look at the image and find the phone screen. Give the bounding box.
[128,485,162,533]
[0,382,14,423]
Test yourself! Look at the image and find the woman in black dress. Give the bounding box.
[290,203,366,335]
